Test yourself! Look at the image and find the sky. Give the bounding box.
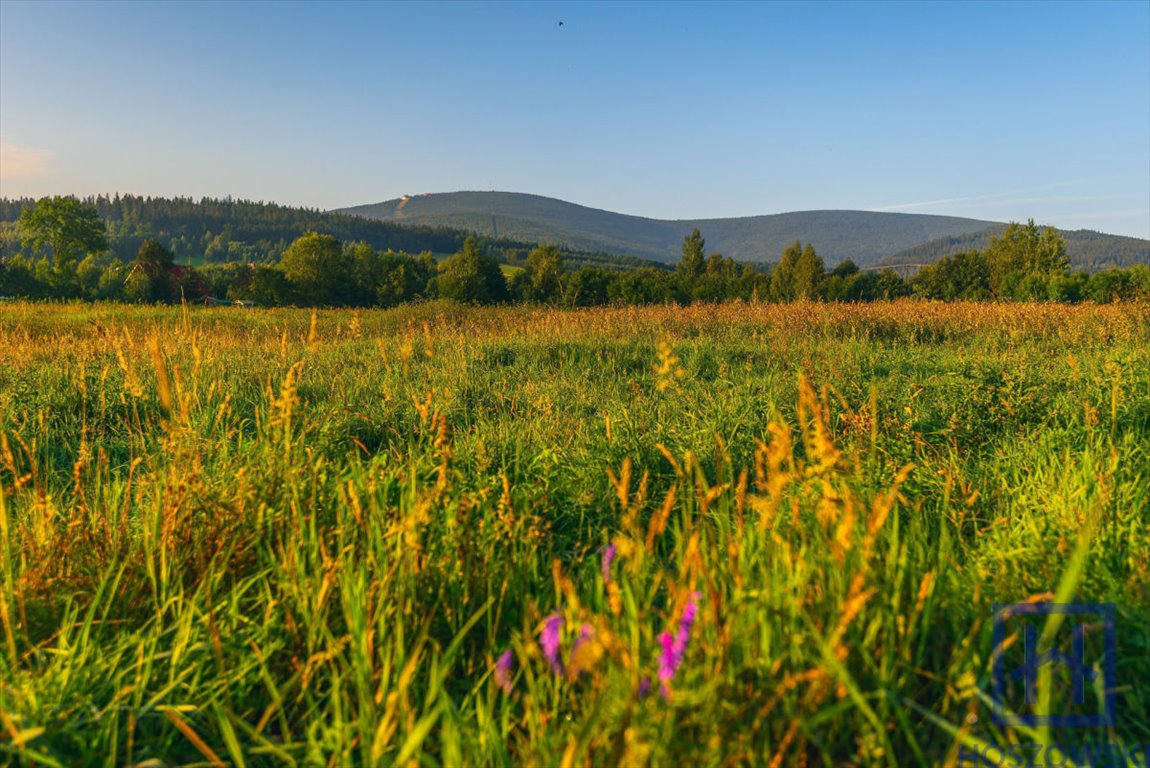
[1,0,1148,238]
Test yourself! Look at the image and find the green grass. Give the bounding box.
[1,300,1148,766]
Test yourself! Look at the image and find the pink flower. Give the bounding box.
[601,544,617,583]
[681,592,701,628]
[657,631,678,687]
[540,613,565,674]
[494,649,514,693]
[655,591,703,698]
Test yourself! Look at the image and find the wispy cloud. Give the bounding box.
[0,137,54,179]
[870,179,1111,214]
[871,192,1011,212]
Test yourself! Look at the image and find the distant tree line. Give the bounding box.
[908,220,1150,302]
[0,194,556,266]
[885,224,1150,272]
[2,198,1148,306]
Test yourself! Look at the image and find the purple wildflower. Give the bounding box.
[601,543,617,583]
[657,631,678,688]
[540,613,565,674]
[655,591,703,699]
[494,649,514,693]
[681,591,701,629]
[638,677,652,699]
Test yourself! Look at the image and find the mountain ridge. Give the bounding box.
[336,191,1149,270]
[335,191,1003,266]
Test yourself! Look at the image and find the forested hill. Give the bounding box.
[337,191,1003,266]
[0,195,654,271]
[5,194,1144,273]
[882,226,1150,271]
[0,195,474,264]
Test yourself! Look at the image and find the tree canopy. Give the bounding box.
[437,237,509,304]
[771,241,824,301]
[984,220,1068,297]
[677,229,706,283]
[17,196,108,266]
[524,244,564,302]
[280,231,350,305]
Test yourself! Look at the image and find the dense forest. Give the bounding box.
[2,197,1148,307]
[0,195,653,271]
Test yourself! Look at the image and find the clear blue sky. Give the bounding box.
[2,0,1147,238]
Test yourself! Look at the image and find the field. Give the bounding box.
[1,299,1148,766]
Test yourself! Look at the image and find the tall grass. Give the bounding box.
[1,299,1147,765]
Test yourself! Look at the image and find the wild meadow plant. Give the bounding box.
[0,300,1147,765]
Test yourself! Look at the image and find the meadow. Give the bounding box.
[1,299,1148,766]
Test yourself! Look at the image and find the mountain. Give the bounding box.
[336,191,1004,266]
[882,226,1150,272]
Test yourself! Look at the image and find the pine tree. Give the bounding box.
[792,244,825,300]
[677,229,706,283]
[771,240,802,301]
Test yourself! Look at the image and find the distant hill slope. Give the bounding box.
[337,191,1004,266]
[0,195,656,271]
[0,195,477,264]
[882,226,1150,271]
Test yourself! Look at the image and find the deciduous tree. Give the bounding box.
[437,237,508,304]
[17,196,108,267]
[525,244,564,302]
[281,231,351,305]
[984,220,1068,297]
